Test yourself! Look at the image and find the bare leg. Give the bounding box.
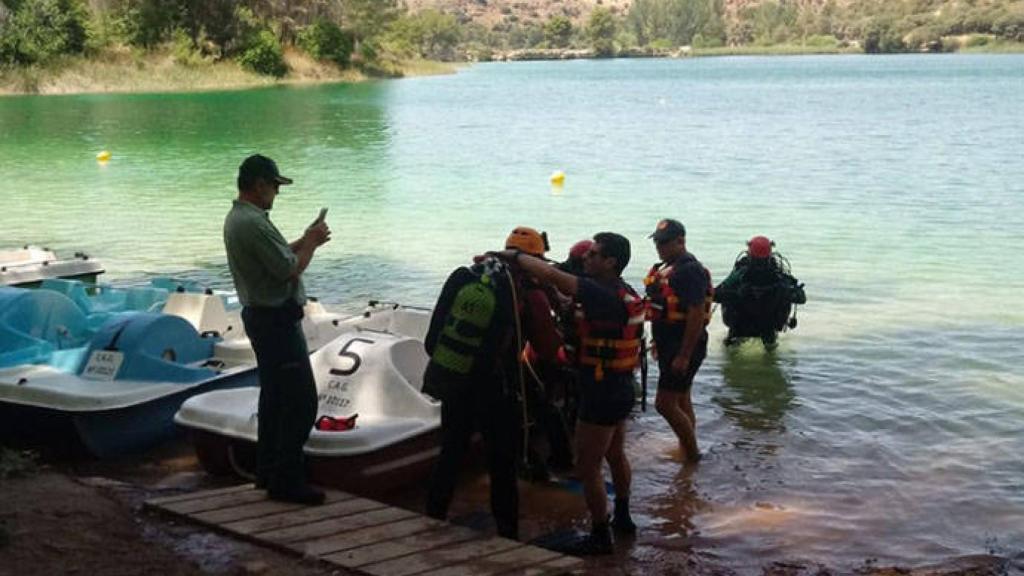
[605,421,630,499]
[679,392,696,440]
[656,388,699,462]
[574,420,616,526]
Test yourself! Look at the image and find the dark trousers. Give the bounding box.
[425,380,519,539]
[242,305,317,491]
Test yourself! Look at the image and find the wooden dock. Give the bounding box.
[145,484,582,575]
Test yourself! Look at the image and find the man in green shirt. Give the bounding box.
[224,154,331,505]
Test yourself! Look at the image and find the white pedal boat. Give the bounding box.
[0,246,104,287]
[174,305,441,495]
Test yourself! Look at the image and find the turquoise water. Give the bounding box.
[2,54,1023,571]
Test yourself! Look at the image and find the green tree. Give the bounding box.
[993,8,1024,41]
[298,17,354,65]
[862,19,906,53]
[627,0,721,47]
[388,9,460,60]
[543,15,572,48]
[342,0,399,46]
[586,7,617,56]
[739,1,799,45]
[0,0,88,63]
[238,28,287,76]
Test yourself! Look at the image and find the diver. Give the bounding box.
[713,235,806,351]
[522,239,596,478]
[423,226,559,540]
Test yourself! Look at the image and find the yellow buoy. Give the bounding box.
[549,170,565,186]
[96,150,111,162]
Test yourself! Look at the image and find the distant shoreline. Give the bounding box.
[489,40,1024,62]
[3,41,1021,97]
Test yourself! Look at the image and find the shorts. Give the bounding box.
[656,334,707,393]
[577,376,634,426]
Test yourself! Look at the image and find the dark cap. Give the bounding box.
[649,218,686,242]
[238,154,293,189]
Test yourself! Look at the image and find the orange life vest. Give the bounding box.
[574,282,645,382]
[643,259,714,326]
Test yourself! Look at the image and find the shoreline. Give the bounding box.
[3,40,1022,97]
[0,47,460,98]
[0,443,1015,576]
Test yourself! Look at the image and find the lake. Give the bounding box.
[1,54,1022,572]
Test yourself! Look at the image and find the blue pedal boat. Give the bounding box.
[0,285,258,456]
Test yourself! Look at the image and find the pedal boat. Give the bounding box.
[174,305,441,495]
[0,284,351,456]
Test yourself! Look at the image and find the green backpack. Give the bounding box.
[432,258,510,376]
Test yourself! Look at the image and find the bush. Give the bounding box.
[587,7,617,56]
[237,30,286,77]
[109,0,173,49]
[171,27,205,66]
[804,34,838,48]
[298,19,354,66]
[905,25,945,50]
[993,10,1024,42]
[692,32,725,49]
[543,15,573,48]
[650,37,674,50]
[863,21,905,53]
[0,0,88,64]
[386,10,461,60]
[965,34,991,48]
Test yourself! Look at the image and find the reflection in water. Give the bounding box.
[646,471,703,537]
[713,346,796,436]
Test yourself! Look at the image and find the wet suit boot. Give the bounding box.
[761,331,778,351]
[611,498,636,535]
[559,521,613,556]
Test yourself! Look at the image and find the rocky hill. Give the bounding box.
[404,0,848,27]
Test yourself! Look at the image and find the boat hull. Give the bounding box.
[188,427,442,496]
[0,369,257,457]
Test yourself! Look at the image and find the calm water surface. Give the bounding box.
[2,54,1023,572]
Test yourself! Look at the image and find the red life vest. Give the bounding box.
[574,282,645,382]
[643,260,714,325]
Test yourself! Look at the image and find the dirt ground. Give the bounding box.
[0,442,352,576]
[0,440,1018,576]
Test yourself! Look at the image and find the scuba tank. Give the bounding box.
[431,257,511,377]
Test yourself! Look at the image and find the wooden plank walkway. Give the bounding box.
[145,484,582,575]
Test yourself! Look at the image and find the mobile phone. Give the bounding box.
[316,207,328,223]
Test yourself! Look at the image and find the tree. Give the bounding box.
[298,17,353,65]
[389,9,461,60]
[342,0,399,45]
[586,6,617,56]
[1,0,88,63]
[627,0,722,47]
[543,15,572,48]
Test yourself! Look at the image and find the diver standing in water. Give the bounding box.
[496,232,642,555]
[644,219,713,464]
[423,227,559,541]
[714,235,806,351]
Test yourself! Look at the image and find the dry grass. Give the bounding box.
[0,46,453,96]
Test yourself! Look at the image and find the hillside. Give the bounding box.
[405,0,848,26]
[404,0,1023,55]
